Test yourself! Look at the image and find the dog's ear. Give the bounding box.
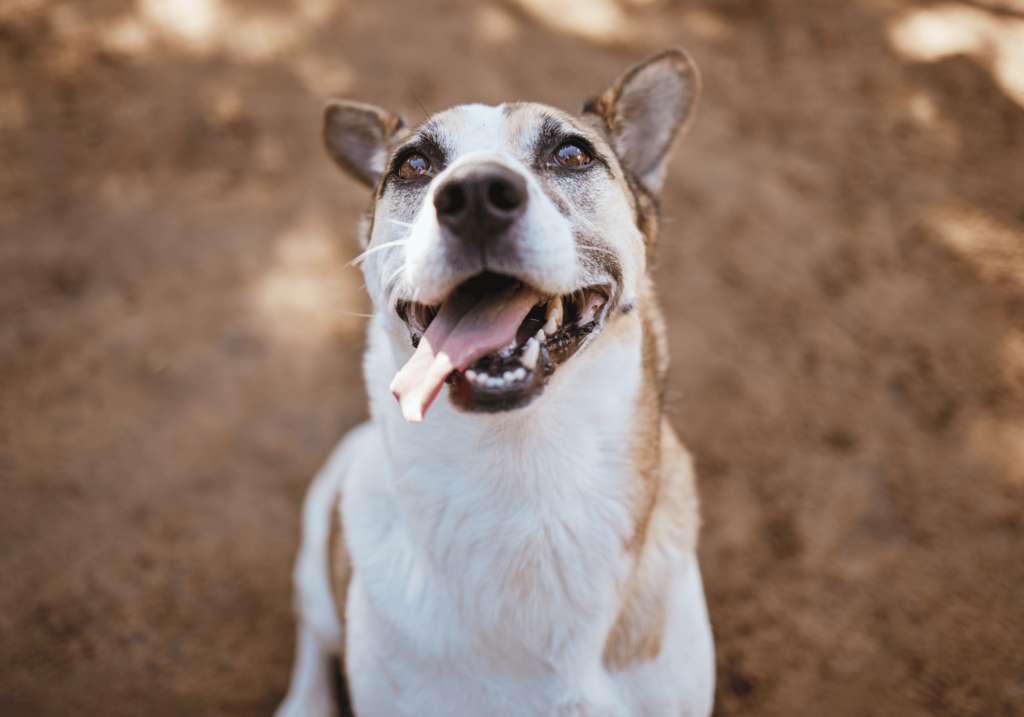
[583,48,701,195]
[323,100,408,188]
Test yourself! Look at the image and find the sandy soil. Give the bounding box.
[2,0,1023,715]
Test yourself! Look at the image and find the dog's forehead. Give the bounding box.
[414,102,589,160]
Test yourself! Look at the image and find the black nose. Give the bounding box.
[433,162,528,242]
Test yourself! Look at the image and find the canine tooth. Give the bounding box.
[503,371,515,382]
[465,370,477,381]
[544,296,563,331]
[522,337,540,371]
[535,328,546,343]
[512,367,526,381]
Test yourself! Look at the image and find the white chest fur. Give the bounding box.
[275,316,714,717]
[341,317,651,714]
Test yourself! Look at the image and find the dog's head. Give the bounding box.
[324,49,700,423]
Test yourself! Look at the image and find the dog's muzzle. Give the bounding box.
[390,161,610,423]
[434,162,528,250]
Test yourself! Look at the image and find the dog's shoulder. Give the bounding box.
[604,417,699,672]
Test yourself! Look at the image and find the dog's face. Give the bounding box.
[324,50,700,423]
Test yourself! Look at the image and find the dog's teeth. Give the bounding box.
[487,377,504,388]
[512,367,526,381]
[544,296,563,333]
[535,328,546,343]
[475,372,490,385]
[522,337,540,371]
[503,371,515,382]
[465,370,477,381]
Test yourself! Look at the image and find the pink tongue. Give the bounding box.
[389,284,542,423]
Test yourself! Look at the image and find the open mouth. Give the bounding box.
[391,272,608,422]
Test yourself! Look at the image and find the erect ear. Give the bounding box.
[583,48,701,195]
[323,100,408,188]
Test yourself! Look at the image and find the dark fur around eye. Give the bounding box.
[387,134,448,184]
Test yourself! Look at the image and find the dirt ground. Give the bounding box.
[2,0,1023,714]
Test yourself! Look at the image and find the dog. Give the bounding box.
[275,48,714,717]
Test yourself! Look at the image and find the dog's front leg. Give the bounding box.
[276,432,362,717]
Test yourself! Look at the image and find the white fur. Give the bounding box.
[403,147,579,305]
[276,428,360,717]
[278,98,714,717]
[365,104,642,314]
[277,314,714,716]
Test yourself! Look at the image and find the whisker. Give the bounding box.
[389,219,415,228]
[385,264,406,287]
[346,239,410,268]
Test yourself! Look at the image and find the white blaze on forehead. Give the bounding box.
[431,103,544,161]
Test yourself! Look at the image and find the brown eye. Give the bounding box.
[399,153,431,180]
[554,143,591,168]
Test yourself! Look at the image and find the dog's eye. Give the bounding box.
[399,153,432,180]
[554,143,591,168]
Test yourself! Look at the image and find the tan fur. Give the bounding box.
[602,419,700,671]
[318,48,704,697]
[601,273,700,672]
[323,290,700,678]
[326,102,702,677]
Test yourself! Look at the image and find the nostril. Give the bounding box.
[435,185,466,215]
[487,180,523,212]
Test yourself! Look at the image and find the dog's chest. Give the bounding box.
[346,323,646,663]
[411,445,633,649]
[343,434,639,714]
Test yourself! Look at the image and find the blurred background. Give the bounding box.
[1,0,1023,714]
